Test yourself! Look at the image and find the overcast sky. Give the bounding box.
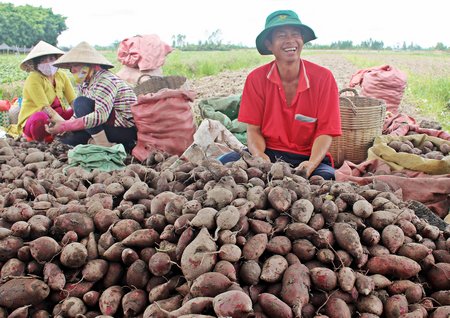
[4,0,450,48]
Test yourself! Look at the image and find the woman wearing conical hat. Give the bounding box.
[10,41,76,142]
[46,41,137,151]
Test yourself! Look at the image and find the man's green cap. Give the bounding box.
[256,10,317,55]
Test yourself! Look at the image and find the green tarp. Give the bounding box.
[67,144,127,172]
[198,94,247,145]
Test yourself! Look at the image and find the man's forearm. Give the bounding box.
[309,135,333,167]
[246,124,270,161]
[248,134,266,156]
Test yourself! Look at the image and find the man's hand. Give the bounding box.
[295,161,316,178]
[254,151,271,162]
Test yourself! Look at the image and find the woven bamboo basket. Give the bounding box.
[330,88,386,167]
[134,75,187,96]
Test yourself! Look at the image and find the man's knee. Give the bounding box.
[312,164,335,180]
[217,151,241,164]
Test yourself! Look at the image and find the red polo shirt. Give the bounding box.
[238,59,342,156]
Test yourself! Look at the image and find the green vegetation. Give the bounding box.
[0,3,67,47]
[343,52,450,131]
[102,49,272,78]
[1,49,448,131]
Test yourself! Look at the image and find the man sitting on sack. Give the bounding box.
[46,42,137,152]
[219,10,342,180]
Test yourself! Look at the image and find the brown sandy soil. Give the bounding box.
[187,53,441,126]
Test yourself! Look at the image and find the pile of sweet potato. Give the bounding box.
[388,139,450,160]
[0,137,449,318]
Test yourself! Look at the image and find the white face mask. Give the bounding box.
[37,62,58,76]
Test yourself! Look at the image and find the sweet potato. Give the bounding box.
[148,275,183,303]
[285,223,318,240]
[240,260,262,285]
[7,305,32,318]
[43,262,65,291]
[0,258,25,280]
[266,236,292,255]
[122,289,147,317]
[122,228,159,247]
[292,239,316,262]
[361,227,381,246]
[60,242,88,268]
[431,290,450,306]
[213,290,253,318]
[82,259,108,282]
[257,293,293,318]
[219,243,242,262]
[355,272,375,295]
[260,255,289,283]
[333,222,365,267]
[384,294,408,318]
[0,278,50,309]
[190,272,232,297]
[61,297,87,317]
[310,267,337,291]
[381,224,405,253]
[83,291,100,307]
[268,186,292,212]
[431,306,450,318]
[370,274,392,290]
[290,199,314,223]
[426,263,450,290]
[325,297,351,318]
[280,263,310,317]
[246,185,268,209]
[165,296,213,317]
[338,267,356,292]
[356,295,383,316]
[243,233,268,260]
[149,252,173,276]
[126,259,150,289]
[2,202,34,223]
[190,207,218,229]
[181,227,217,281]
[99,285,124,316]
[111,219,141,241]
[367,255,421,279]
[397,243,431,261]
[321,199,339,225]
[215,205,240,231]
[28,236,61,262]
[143,295,183,318]
[51,212,94,238]
[214,260,237,282]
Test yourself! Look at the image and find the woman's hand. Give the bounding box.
[45,117,85,135]
[45,121,64,135]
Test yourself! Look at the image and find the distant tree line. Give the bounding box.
[0,3,67,47]
[171,32,449,52]
[0,2,447,53]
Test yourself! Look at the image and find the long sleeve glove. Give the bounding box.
[46,117,85,135]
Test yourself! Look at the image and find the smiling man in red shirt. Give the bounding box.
[234,10,342,179]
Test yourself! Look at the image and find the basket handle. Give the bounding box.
[339,88,359,96]
[339,97,357,115]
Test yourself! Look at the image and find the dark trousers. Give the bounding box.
[218,148,336,180]
[60,96,137,152]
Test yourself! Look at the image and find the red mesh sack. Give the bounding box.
[349,65,407,114]
[131,89,196,161]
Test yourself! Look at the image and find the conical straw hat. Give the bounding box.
[20,41,65,72]
[53,41,114,69]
